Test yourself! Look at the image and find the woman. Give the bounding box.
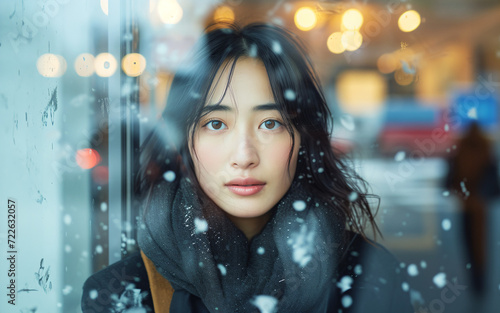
[82,22,413,313]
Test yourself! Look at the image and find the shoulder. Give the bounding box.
[329,232,414,313]
[81,251,153,313]
[339,231,401,275]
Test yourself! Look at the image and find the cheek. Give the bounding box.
[195,143,220,172]
[266,141,295,176]
[194,139,237,203]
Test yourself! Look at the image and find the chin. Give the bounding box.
[222,201,274,219]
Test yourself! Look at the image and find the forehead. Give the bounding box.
[208,58,274,107]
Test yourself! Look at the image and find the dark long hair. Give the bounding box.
[136,22,380,241]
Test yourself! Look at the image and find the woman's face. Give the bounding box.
[190,58,300,234]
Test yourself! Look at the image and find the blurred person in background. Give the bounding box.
[445,121,500,295]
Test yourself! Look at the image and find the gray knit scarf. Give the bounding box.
[138,176,343,313]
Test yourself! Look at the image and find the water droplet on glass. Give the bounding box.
[95,245,103,254]
[292,200,306,212]
[62,285,73,295]
[257,247,265,255]
[433,272,446,288]
[217,264,227,276]
[341,295,353,308]
[420,261,427,269]
[402,282,410,292]
[194,217,208,234]
[441,219,451,231]
[89,289,98,300]
[100,202,108,212]
[272,41,282,54]
[163,170,176,182]
[250,295,278,313]
[289,224,315,267]
[394,151,406,162]
[407,264,419,276]
[337,276,353,293]
[442,191,450,197]
[318,167,324,173]
[63,214,72,225]
[284,89,296,101]
[354,264,362,275]
[348,191,358,202]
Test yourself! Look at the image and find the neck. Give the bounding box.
[226,211,273,240]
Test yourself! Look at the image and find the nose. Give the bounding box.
[230,134,260,169]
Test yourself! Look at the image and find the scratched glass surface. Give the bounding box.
[0,1,499,313]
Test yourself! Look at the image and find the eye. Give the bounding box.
[259,120,282,130]
[204,120,227,131]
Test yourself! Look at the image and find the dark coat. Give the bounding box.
[81,232,414,313]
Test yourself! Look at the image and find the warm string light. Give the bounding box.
[327,32,345,54]
[398,10,421,32]
[37,54,67,77]
[74,53,95,77]
[157,0,183,24]
[122,53,147,77]
[327,8,364,54]
[38,53,149,78]
[294,7,317,31]
[341,9,363,30]
[94,53,118,77]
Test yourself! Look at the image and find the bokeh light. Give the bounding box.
[342,9,363,30]
[94,53,117,77]
[327,32,345,54]
[377,53,398,74]
[74,53,95,77]
[37,54,67,77]
[341,31,363,51]
[100,0,108,16]
[294,7,317,31]
[214,5,235,23]
[394,68,415,85]
[398,10,421,32]
[158,0,183,24]
[122,53,147,77]
[76,149,101,169]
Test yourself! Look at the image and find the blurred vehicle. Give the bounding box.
[377,92,498,158]
[377,99,455,157]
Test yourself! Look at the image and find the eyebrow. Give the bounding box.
[201,103,279,115]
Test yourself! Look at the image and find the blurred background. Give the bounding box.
[0,0,499,312]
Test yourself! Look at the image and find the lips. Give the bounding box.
[225,177,266,196]
[226,177,265,186]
